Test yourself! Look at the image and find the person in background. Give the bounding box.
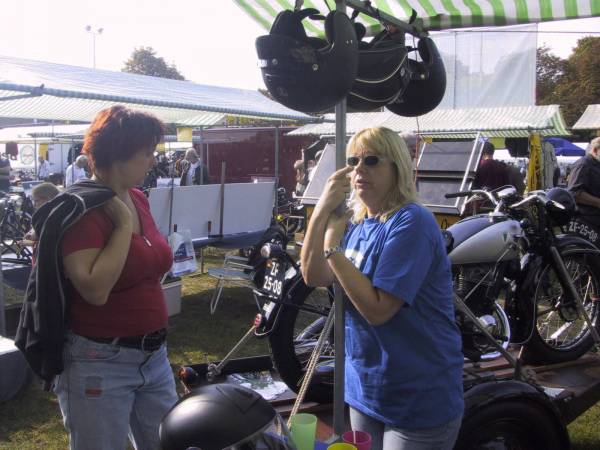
[506,163,526,195]
[37,155,51,180]
[65,155,89,187]
[568,137,600,228]
[301,127,464,450]
[179,147,210,185]
[0,152,11,193]
[22,182,61,249]
[56,105,178,449]
[472,141,509,190]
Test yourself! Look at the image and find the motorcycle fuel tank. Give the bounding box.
[449,219,522,265]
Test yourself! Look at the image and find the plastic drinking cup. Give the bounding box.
[342,430,372,450]
[327,444,357,450]
[290,413,318,450]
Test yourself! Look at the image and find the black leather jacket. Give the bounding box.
[15,180,115,387]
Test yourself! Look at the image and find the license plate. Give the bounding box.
[261,259,285,299]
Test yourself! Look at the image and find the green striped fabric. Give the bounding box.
[234,0,600,33]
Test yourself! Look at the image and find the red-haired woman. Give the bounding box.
[56,105,177,449]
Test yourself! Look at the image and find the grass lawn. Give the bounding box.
[1,252,600,449]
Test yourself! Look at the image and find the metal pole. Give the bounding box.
[274,125,280,188]
[0,255,5,336]
[333,0,347,440]
[219,161,226,236]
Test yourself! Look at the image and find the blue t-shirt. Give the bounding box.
[342,203,464,429]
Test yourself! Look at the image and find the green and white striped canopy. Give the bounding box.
[234,0,600,33]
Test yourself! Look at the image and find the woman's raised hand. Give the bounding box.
[103,196,133,230]
[316,165,353,215]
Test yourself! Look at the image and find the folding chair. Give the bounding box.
[207,253,261,314]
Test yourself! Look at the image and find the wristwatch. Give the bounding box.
[324,246,344,260]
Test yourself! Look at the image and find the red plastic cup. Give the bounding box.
[342,430,372,450]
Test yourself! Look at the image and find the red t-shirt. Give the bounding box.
[61,188,173,338]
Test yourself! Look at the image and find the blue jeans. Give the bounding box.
[55,332,178,450]
[350,407,463,450]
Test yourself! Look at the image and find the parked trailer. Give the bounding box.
[178,351,600,449]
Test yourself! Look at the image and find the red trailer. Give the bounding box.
[193,127,314,195]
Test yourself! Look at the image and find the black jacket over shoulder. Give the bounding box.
[15,180,115,386]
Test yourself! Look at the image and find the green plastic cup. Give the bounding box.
[290,413,318,450]
[327,443,357,450]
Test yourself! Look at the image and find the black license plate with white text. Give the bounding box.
[261,259,285,299]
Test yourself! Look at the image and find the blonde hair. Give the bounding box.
[347,127,417,223]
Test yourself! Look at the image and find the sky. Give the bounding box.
[1,1,599,92]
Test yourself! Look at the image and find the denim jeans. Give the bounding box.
[350,407,463,450]
[55,332,178,450]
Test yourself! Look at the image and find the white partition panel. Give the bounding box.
[301,143,336,205]
[148,182,275,239]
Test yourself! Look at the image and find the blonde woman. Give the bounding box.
[301,127,463,450]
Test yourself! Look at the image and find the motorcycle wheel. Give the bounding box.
[455,400,565,450]
[268,280,334,404]
[522,250,600,364]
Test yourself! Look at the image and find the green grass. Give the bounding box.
[1,252,600,449]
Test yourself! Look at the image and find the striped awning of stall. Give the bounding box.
[234,0,599,33]
[572,105,600,130]
[287,105,570,138]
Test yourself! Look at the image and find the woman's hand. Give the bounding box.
[315,166,353,216]
[325,210,352,249]
[103,197,132,230]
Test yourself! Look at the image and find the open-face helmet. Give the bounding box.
[256,8,358,113]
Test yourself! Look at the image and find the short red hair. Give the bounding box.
[82,105,164,173]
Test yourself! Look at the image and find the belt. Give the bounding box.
[84,328,167,352]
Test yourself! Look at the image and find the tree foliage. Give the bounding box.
[537,37,600,128]
[122,47,185,80]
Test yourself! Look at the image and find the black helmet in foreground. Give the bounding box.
[545,187,577,226]
[256,8,358,113]
[159,383,295,450]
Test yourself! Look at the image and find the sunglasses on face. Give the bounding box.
[346,155,386,167]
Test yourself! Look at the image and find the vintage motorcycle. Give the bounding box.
[250,186,600,404]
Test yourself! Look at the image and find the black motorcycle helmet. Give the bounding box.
[545,187,577,226]
[256,8,358,113]
[347,28,411,112]
[386,37,446,117]
[159,383,294,450]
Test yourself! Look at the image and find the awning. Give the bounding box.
[572,105,600,130]
[0,55,316,125]
[234,0,599,33]
[287,105,570,138]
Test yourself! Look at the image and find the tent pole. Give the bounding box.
[332,0,347,441]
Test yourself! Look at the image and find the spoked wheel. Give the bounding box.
[268,280,334,404]
[522,250,600,364]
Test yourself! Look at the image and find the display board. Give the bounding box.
[301,143,336,205]
[416,139,483,215]
[148,182,275,239]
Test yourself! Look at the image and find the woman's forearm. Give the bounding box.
[327,252,404,326]
[301,207,334,286]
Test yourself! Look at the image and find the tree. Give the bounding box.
[536,37,600,128]
[536,46,567,105]
[122,47,185,80]
[554,37,600,126]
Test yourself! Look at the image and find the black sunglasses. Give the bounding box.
[346,155,385,167]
